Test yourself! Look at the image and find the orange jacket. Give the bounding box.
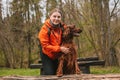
[38,19,66,60]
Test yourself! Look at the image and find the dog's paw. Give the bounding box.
[57,74,63,77]
[76,71,81,75]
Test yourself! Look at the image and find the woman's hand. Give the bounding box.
[60,46,70,54]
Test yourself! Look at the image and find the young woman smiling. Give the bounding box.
[38,8,69,75]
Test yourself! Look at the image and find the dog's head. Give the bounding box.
[62,25,82,42]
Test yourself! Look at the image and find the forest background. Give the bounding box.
[0,0,120,69]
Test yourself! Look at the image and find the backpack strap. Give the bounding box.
[46,26,51,38]
[60,23,64,33]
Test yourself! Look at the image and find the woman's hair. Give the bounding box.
[49,8,62,17]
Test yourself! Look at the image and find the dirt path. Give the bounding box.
[1,74,120,80]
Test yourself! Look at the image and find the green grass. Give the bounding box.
[91,66,120,74]
[0,68,40,76]
[0,67,120,76]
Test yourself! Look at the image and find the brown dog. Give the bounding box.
[56,25,82,77]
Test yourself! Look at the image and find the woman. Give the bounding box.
[38,8,69,75]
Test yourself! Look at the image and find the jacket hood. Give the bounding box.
[44,19,53,29]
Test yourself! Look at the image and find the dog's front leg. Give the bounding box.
[56,56,64,77]
[75,60,81,74]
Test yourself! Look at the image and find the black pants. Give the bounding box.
[40,52,58,75]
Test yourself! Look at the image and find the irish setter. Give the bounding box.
[56,25,82,77]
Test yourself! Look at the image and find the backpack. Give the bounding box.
[38,24,64,58]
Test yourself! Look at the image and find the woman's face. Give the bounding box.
[50,12,61,25]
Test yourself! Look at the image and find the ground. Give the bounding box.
[1,74,120,80]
